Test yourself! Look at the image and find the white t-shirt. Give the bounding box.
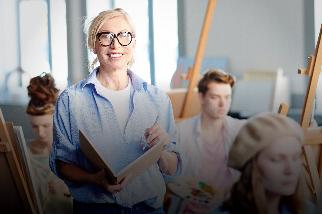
[96,80,131,132]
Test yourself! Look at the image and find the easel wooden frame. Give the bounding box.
[278,24,322,202]
[0,109,37,213]
[178,0,217,119]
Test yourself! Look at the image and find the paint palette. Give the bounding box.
[166,176,220,213]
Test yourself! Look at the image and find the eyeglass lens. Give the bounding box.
[97,32,133,46]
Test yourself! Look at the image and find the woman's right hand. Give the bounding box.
[57,161,130,194]
[90,169,130,194]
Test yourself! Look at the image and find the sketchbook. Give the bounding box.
[79,130,165,184]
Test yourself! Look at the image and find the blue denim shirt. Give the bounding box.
[49,68,181,208]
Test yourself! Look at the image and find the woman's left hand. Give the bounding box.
[143,123,178,175]
[144,123,170,148]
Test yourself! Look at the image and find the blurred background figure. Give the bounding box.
[218,113,314,214]
[170,70,246,213]
[176,70,245,192]
[26,72,72,214]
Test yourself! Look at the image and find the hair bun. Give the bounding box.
[26,73,59,115]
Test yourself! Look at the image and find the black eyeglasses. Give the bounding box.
[96,31,135,47]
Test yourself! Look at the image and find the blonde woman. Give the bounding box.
[216,113,315,214]
[49,8,180,214]
[27,73,72,214]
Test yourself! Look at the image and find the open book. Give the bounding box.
[79,130,165,184]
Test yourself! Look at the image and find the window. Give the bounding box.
[314,0,322,43]
[153,0,178,91]
[50,0,68,89]
[20,1,50,79]
[0,0,68,104]
[20,0,68,89]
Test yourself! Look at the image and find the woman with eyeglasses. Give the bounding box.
[49,8,180,214]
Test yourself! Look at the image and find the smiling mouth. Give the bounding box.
[108,53,123,58]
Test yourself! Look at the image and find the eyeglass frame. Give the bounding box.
[96,31,136,47]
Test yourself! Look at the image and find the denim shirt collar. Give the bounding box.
[81,67,148,92]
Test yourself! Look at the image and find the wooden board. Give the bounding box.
[12,125,43,214]
[167,88,200,121]
[79,130,165,184]
[0,109,36,213]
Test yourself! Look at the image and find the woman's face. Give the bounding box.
[256,136,302,196]
[94,15,135,71]
[29,114,53,145]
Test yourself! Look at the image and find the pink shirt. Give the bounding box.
[176,115,246,193]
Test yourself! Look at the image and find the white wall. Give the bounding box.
[180,0,314,96]
[0,0,19,84]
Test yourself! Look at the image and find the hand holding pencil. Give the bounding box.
[142,115,170,150]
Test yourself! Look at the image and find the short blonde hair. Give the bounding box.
[86,8,136,70]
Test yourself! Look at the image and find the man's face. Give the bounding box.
[199,82,232,120]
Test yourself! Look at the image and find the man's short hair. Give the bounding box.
[198,69,236,95]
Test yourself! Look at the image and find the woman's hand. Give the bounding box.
[90,169,131,194]
[56,160,131,194]
[144,123,170,148]
[143,123,178,175]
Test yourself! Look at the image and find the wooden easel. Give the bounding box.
[278,24,322,202]
[0,109,37,213]
[173,0,217,120]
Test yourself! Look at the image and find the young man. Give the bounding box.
[176,69,246,195]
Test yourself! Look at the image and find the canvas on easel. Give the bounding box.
[0,108,38,214]
[10,124,43,214]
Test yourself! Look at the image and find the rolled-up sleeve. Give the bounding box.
[49,90,78,178]
[159,92,182,179]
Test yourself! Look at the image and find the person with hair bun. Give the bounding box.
[27,73,72,214]
[27,73,59,154]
